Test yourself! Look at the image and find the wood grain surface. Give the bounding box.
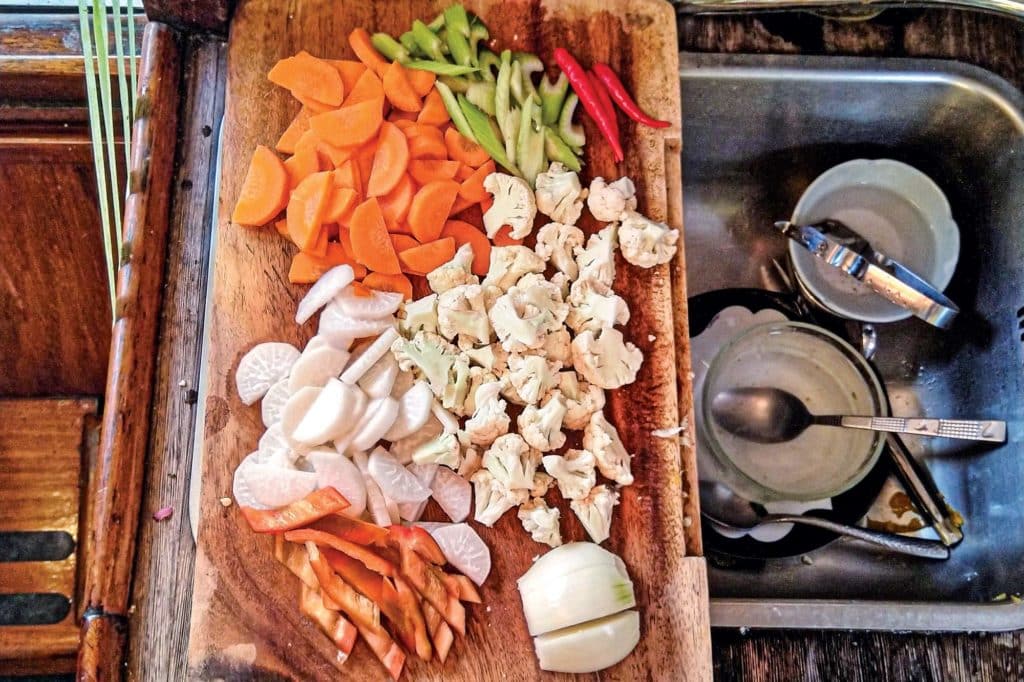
[188,0,709,679]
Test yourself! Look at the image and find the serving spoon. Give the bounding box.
[710,386,1006,444]
[698,481,950,560]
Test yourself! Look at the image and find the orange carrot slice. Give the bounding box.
[317,137,357,169]
[290,244,367,283]
[268,50,344,106]
[407,69,436,98]
[392,118,416,130]
[325,222,340,239]
[408,159,459,186]
[388,109,419,123]
[283,130,322,187]
[379,174,415,230]
[407,180,460,243]
[382,61,422,113]
[444,127,490,167]
[355,143,377,195]
[277,107,312,154]
[349,198,402,275]
[274,218,290,237]
[328,59,367,94]
[287,171,332,251]
[408,135,448,160]
[389,233,420,253]
[305,225,329,257]
[458,160,495,203]
[448,195,475,217]
[367,122,410,198]
[398,237,456,275]
[293,92,336,114]
[334,160,362,194]
[322,186,358,225]
[344,68,386,108]
[233,145,289,226]
[403,123,445,145]
[363,272,413,301]
[442,220,491,275]
[348,28,390,78]
[493,224,523,246]
[416,89,448,126]
[454,163,475,182]
[310,99,383,148]
[338,227,356,259]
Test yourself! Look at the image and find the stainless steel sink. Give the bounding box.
[680,52,1024,630]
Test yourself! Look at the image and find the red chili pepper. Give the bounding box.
[587,69,619,141]
[553,48,624,162]
[593,62,671,129]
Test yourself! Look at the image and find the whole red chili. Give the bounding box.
[587,69,619,140]
[552,48,624,162]
[593,62,671,129]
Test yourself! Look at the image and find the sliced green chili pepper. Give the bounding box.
[477,50,500,81]
[458,93,520,175]
[466,81,496,117]
[371,33,409,63]
[517,96,545,186]
[469,21,490,64]
[435,81,478,142]
[411,19,445,61]
[406,60,480,76]
[399,31,419,57]
[444,24,473,67]
[557,92,587,149]
[514,52,543,104]
[443,4,471,37]
[540,72,569,126]
[439,75,473,93]
[544,126,582,172]
[426,13,445,31]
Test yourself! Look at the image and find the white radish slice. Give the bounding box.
[358,353,399,399]
[287,346,350,392]
[295,265,355,325]
[233,452,270,509]
[428,523,492,586]
[319,301,396,340]
[389,416,443,464]
[431,401,460,435]
[341,328,400,384]
[414,522,451,533]
[335,287,404,319]
[310,333,353,352]
[350,396,400,452]
[398,463,439,522]
[307,447,366,518]
[261,379,291,427]
[235,342,300,405]
[280,386,321,447]
[258,423,297,466]
[368,446,431,503]
[384,381,434,441]
[234,452,318,509]
[430,467,472,522]
[353,450,394,527]
[304,335,330,353]
[293,379,366,446]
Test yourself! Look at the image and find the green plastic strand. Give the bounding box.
[111,0,132,171]
[127,1,137,111]
[91,0,125,263]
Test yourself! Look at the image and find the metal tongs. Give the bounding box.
[776,219,960,329]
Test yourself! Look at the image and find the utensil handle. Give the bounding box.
[839,416,1007,443]
[884,433,963,547]
[766,515,951,560]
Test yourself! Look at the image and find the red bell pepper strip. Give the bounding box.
[587,69,619,141]
[399,544,466,635]
[387,524,447,565]
[310,513,390,547]
[443,572,483,604]
[592,62,671,129]
[298,583,358,658]
[552,48,624,162]
[421,602,455,663]
[239,487,349,533]
[305,541,382,633]
[357,622,406,681]
[284,528,396,577]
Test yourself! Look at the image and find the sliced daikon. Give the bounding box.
[233,452,270,509]
[353,450,395,527]
[367,446,431,503]
[335,287,404,319]
[293,379,366,446]
[358,353,399,399]
[258,423,297,466]
[319,301,396,340]
[428,523,491,586]
[287,346,350,392]
[414,522,451,533]
[341,328,399,384]
[295,265,355,325]
[234,452,318,509]
[430,467,472,522]
[388,415,443,464]
[261,379,291,427]
[397,463,439,522]
[235,342,300,405]
[533,610,640,673]
[384,381,434,442]
[280,386,321,447]
[307,447,367,518]
[304,335,330,353]
[350,396,400,452]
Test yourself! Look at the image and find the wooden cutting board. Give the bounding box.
[188,0,711,679]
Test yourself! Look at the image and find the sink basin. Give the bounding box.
[681,52,1024,630]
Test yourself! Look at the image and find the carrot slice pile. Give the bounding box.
[232,145,289,226]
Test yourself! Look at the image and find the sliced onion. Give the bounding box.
[533,610,640,673]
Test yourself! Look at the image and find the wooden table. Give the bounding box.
[126,6,1024,680]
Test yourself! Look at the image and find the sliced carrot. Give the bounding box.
[388,109,419,123]
[407,135,448,160]
[389,233,420,253]
[363,272,413,301]
[379,174,415,230]
[444,127,490,167]
[355,142,377,195]
[349,198,402,275]
[293,92,336,114]
[408,159,459,186]
[338,227,356,259]
[276,107,312,154]
[328,59,367,94]
[344,68,386,108]
[348,28,390,78]
[454,163,475,182]
[287,171,332,251]
[459,160,495,203]
[274,218,289,237]
[310,99,383,149]
[416,89,449,126]
[480,194,494,213]
[268,50,344,106]
[304,225,328,257]
[289,245,367,283]
[382,61,422,113]
[322,186,358,225]
[316,137,357,169]
[448,194,475,216]
[367,122,410,198]
[442,220,491,275]
[398,237,456,275]
[232,145,289,226]
[325,222,340,239]
[407,69,436,98]
[284,130,323,186]
[348,281,372,297]
[402,123,445,145]
[493,224,523,246]
[334,160,362,194]
[407,180,460,242]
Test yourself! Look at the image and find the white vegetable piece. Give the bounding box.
[427,523,492,586]
[571,328,643,390]
[533,610,640,673]
[431,401,460,434]
[349,396,400,452]
[481,246,545,292]
[279,386,321,447]
[583,411,634,486]
[367,446,431,503]
[507,354,561,404]
[538,327,573,366]
[437,284,491,345]
[471,469,528,526]
[518,498,562,548]
[530,471,555,498]
[287,346,350,392]
[389,369,417,399]
[390,331,460,395]
[586,176,637,222]
[357,352,399,399]
[235,342,300,405]
[518,392,568,452]
[482,172,536,239]
[426,243,479,294]
[232,452,270,509]
[463,380,510,446]
[412,432,461,468]
[235,453,318,509]
[557,372,606,430]
[482,433,540,491]
[573,224,618,287]
[535,222,585,279]
[570,485,621,544]
[260,378,291,427]
[542,449,597,500]
[517,542,636,636]
[617,210,679,268]
[353,450,397,527]
[335,286,404,319]
[304,335,332,353]
[319,301,396,341]
[295,265,355,325]
[341,328,400,384]
[388,415,443,464]
[291,379,367,447]
[399,294,439,336]
[430,466,471,522]
[534,163,586,226]
[384,381,434,442]
[307,447,367,518]
[488,289,551,353]
[566,278,630,334]
[397,462,439,522]
[257,422,297,467]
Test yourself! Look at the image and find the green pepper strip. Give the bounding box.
[405,60,480,77]
[435,81,478,143]
[458,93,520,175]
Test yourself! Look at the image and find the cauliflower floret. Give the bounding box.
[482,433,540,490]
[518,498,563,548]
[441,355,471,412]
[481,246,545,293]
[574,224,618,287]
[539,327,572,365]
[556,371,606,430]
[458,339,509,373]
[541,448,597,500]
[507,353,561,404]
[464,380,510,446]
[471,469,529,526]
[427,243,479,294]
[458,445,482,477]
[583,411,634,486]
[571,328,643,389]
[390,331,460,396]
[461,366,498,416]
[587,176,637,222]
[517,391,568,452]
[618,210,679,268]
[488,289,550,353]
[570,484,620,543]
[399,294,438,337]
[550,272,571,299]
[483,173,537,239]
[389,417,443,464]
[535,222,585,279]
[535,162,586,226]
[437,284,491,345]
[566,278,630,333]
[499,374,528,406]
[412,431,461,469]
[511,274,569,332]
[530,471,555,497]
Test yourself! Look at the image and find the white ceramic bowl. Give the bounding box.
[789,159,960,324]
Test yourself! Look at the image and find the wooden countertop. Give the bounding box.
[127,7,1024,680]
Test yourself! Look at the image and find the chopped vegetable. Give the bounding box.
[349,27,391,77]
[407,180,460,242]
[268,50,344,106]
[350,198,403,275]
[240,486,350,533]
[552,48,622,161]
[367,121,411,197]
[592,62,670,128]
[232,145,289,226]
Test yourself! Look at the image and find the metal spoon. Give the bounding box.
[710,386,1006,444]
[698,481,950,560]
